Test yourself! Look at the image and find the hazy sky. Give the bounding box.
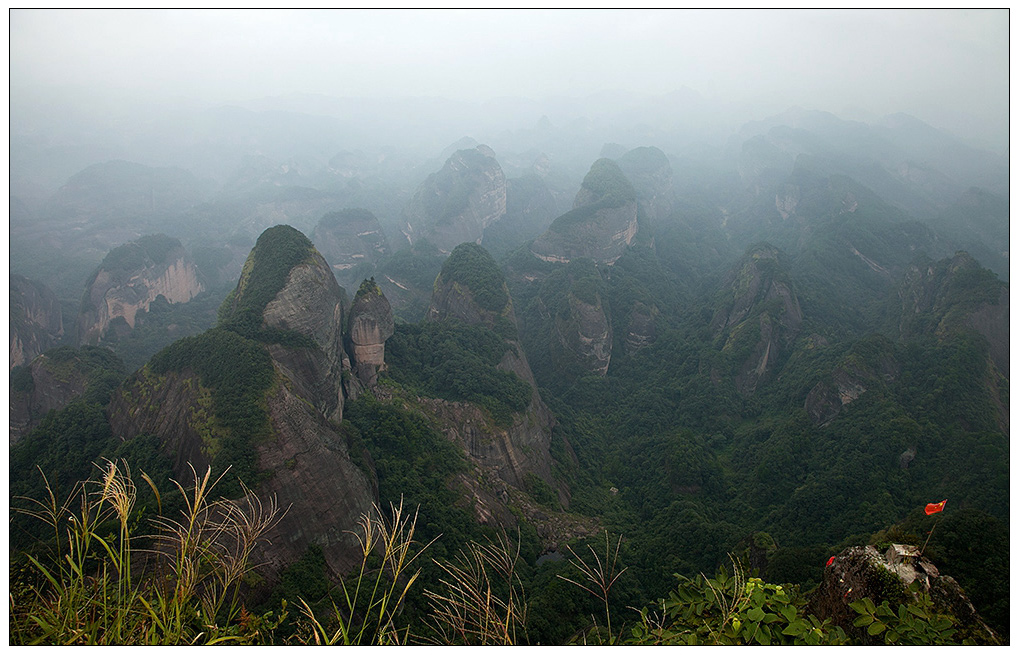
[9,9,1010,145]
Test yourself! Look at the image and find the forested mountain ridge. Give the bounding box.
[10,105,1008,643]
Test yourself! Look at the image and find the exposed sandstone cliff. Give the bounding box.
[251,382,377,579]
[555,291,613,377]
[78,235,204,346]
[10,275,63,369]
[623,300,658,356]
[261,250,349,420]
[220,226,352,421]
[617,146,675,224]
[426,243,566,504]
[108,368,378,582]
[108,225,378,581]
[401,145,507,254]
[530,159,638,265]
[348,278,395,386]
[712,244,802,395]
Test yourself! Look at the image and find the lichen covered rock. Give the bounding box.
[809,545,1001,645]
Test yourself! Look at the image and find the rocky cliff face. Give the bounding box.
[10,346,124,444]
[623,300,658,356]
[108,368,216,475]
[312,208,390,279]
[712,244,802,395]
[804,340,899,426]
[108,368,377,583]
[897,251,1008,376]
[809,545,1001,645]
[78,235,204,346]
[530,159,638,265]
[223,228,352,421]
[401,145,507,254]
[108,225,378,581]
[348,278,395,386]
[426,243,565,503]
[555,290,613,377]
[10,275,63,369]
[617,146,675,224]
[251,383,377,579]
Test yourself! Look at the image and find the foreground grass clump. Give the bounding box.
[10,461,283,645]
[9,462,525,646]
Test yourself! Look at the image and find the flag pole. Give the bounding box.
[920,519,940,555]
[919,499,947,556]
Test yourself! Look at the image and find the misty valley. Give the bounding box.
[9,99,1009,645]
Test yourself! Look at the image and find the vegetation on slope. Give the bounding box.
[437,242,510,312]
[147,328,276,495]
[218,224,316,340]
[96,234,184,283]
[548,159,636,232]
[385,321,531,426]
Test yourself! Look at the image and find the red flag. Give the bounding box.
[826,556,835,567]
[924,499,947,515]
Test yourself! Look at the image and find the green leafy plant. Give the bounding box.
[849,582,966,645]
[627,559,848,645]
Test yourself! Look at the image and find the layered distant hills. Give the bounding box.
[10,104,1009,639]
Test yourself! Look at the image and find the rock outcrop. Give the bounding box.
[108,368,216,476]
[312,208,390,279]
[897,251,1008,376]
[78,235,204,346]
[226,225,351,421]
[617,146,675,224]
[804,338,899,426]
[109,225,378,582]
[348,278,395,386]
[10,275,64,369]
[426,243,565,503]
[555,286,613,377]
[10,346,125,445]
[530,159,638,265]
[712,244,802,395]
[623,300,658,357]
[252,383,377,578]
[401,145,507,254]
[524,261,614,379]
[809,545,1001,645]
[108,368,377,583]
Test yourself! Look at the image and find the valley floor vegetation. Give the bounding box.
[9,461,974,646]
